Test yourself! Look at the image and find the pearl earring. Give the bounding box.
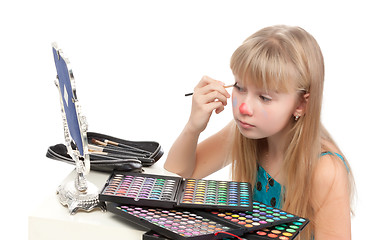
[295,114,300,121]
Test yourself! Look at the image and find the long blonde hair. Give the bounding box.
[230,25,354,239]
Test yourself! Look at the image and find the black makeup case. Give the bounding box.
[46,131,164,172]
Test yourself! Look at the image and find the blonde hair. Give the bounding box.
[230,25,354,239]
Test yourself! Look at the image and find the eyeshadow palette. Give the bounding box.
[243,218,309,240]
[100,172,252,211]
[109,202,304,240]
[201,202,300,233]
[108,203,243,240]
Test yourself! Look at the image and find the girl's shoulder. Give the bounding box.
[310,142,353,237]
[319,138,349,171]
[316,152,348,182]
[312,142,350,208]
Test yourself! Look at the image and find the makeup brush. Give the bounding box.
[88,150,144,159]
[89,151,155,164]
[185,84,235,97]
[104,139,152,154]
[92,138,152,155]
[88,144,148,157]
[91,139,119,151]
[91,138,109,147]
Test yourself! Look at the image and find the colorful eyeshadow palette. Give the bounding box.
[201,202,300,233]
[243,218,309,240]
[108,203,243,240]
[100,172,253,211]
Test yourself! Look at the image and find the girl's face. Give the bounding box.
[232,79,299,140]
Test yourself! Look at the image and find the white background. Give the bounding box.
[1,0,390,239]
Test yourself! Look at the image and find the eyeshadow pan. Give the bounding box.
[202,201,301,233]
[140,214,309,240]
[243,218,309,240]
[178,179,252,210]
[109,203,242,240]
[100,172,253,211]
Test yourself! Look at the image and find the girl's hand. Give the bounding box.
[186,76,231,134]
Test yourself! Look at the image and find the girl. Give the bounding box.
[164,25,354,239]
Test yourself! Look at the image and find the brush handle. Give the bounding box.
[89,144,148,157]
[105,147,147,157]
[104,140,152,154]
[92,138,151,155]
[90,152,154,163]
[91,139,107,146]
[185,84,234,97]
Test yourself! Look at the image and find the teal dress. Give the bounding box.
[252,152,349,208]
[253,165,283,208]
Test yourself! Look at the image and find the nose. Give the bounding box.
[239,102,253,116]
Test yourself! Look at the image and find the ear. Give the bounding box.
[294,92,310,117]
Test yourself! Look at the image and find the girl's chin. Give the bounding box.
[237,127,265,140]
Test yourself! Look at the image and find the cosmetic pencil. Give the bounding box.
[185,84,235,97]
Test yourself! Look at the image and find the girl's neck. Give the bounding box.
[261,123,292,182]
[266,124,291,161]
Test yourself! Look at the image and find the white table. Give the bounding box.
[28,165,176,240]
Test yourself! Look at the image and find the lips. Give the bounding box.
[238,120,255,129]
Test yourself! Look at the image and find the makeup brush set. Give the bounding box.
[47,131,163,172]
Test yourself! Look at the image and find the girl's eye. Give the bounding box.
[233,82,244,92]
[260,95,272,102]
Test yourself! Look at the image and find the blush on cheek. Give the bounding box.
[261,109,268,118]
[232,97,238,108]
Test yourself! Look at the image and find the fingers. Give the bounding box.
[215,104,225,114]
[192,76,230,116]
[194,76,231,102]
[197,90,229,106]
[187,76,230,133]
